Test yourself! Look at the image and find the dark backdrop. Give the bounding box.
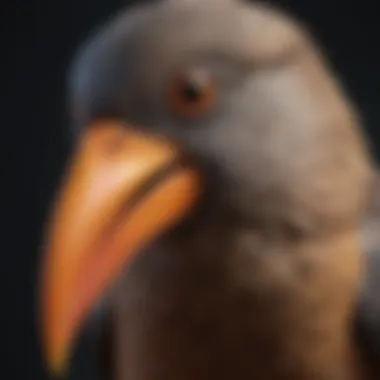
[1,0,380,379]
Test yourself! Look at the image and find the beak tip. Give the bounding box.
[45,348,70,379]
[47,363,68,380]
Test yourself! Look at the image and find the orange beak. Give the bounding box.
[40,121,202,376]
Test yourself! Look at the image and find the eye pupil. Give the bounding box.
[169,69,217,119]
[182,82,202,103]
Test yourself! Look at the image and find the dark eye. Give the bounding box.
[169,69,218,119]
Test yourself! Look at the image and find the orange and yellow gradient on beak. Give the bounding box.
[40,121,202,376]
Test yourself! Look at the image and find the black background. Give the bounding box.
[2,0,380,379]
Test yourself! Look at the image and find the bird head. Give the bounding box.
[40,0,372,376]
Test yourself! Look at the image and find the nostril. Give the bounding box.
[103,129,128,157]
[84,122,130,158]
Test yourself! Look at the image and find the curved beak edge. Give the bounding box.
[40,121,202,376]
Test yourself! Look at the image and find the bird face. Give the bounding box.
[70,0,370,232]
[41,0,372,376]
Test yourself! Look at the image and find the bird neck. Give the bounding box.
[169,224,367,379]
[110,222,368,380]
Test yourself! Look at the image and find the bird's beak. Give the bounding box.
[40,121,202,376]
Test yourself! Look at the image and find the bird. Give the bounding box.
[39,0,380,379]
